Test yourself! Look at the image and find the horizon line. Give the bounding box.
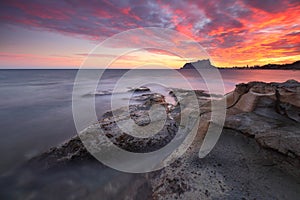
[0,59,298,70]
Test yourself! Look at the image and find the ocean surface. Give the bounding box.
[0,69,299,198]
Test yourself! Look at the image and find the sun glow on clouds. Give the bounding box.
[0,0,299,68]
[107,50,190,69]
[75,50,190,69]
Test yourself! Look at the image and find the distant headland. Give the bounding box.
[180,59,300,70]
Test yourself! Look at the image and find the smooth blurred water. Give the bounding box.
[0,69,299,174]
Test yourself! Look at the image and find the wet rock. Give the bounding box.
[99,103,179,153]
[27,137,94,170]
[128,86,151,92]
[131,93,166,105]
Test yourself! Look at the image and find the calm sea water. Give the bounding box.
[0,69,299,198]
[0,69,299,174]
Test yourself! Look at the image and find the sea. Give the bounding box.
[0,69,299,199]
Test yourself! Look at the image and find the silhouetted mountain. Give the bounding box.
[180,60,300,70]
[180,59,215,69]
[257,60,300,70]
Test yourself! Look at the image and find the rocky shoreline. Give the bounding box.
[5,80,300,199]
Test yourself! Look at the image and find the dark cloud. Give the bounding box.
[242,0,297,13]
[189,0,247,36]
[198,30,247,49]
[261,39,300,50]
[286,31,300,37]
[0,0,143,40]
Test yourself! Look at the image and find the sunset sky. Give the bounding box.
[0,0,299,68]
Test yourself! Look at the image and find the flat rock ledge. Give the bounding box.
[28,80,300,199]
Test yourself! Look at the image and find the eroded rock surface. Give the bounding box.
[225,80,300,161]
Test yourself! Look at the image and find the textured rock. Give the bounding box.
[227,80,300,118]
[225,80,300,159]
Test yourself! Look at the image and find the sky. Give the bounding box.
[0,0,299,68]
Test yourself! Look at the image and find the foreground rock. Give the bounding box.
[225,80,300,166]
[6,80,300,199]
[149,80,300,199]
